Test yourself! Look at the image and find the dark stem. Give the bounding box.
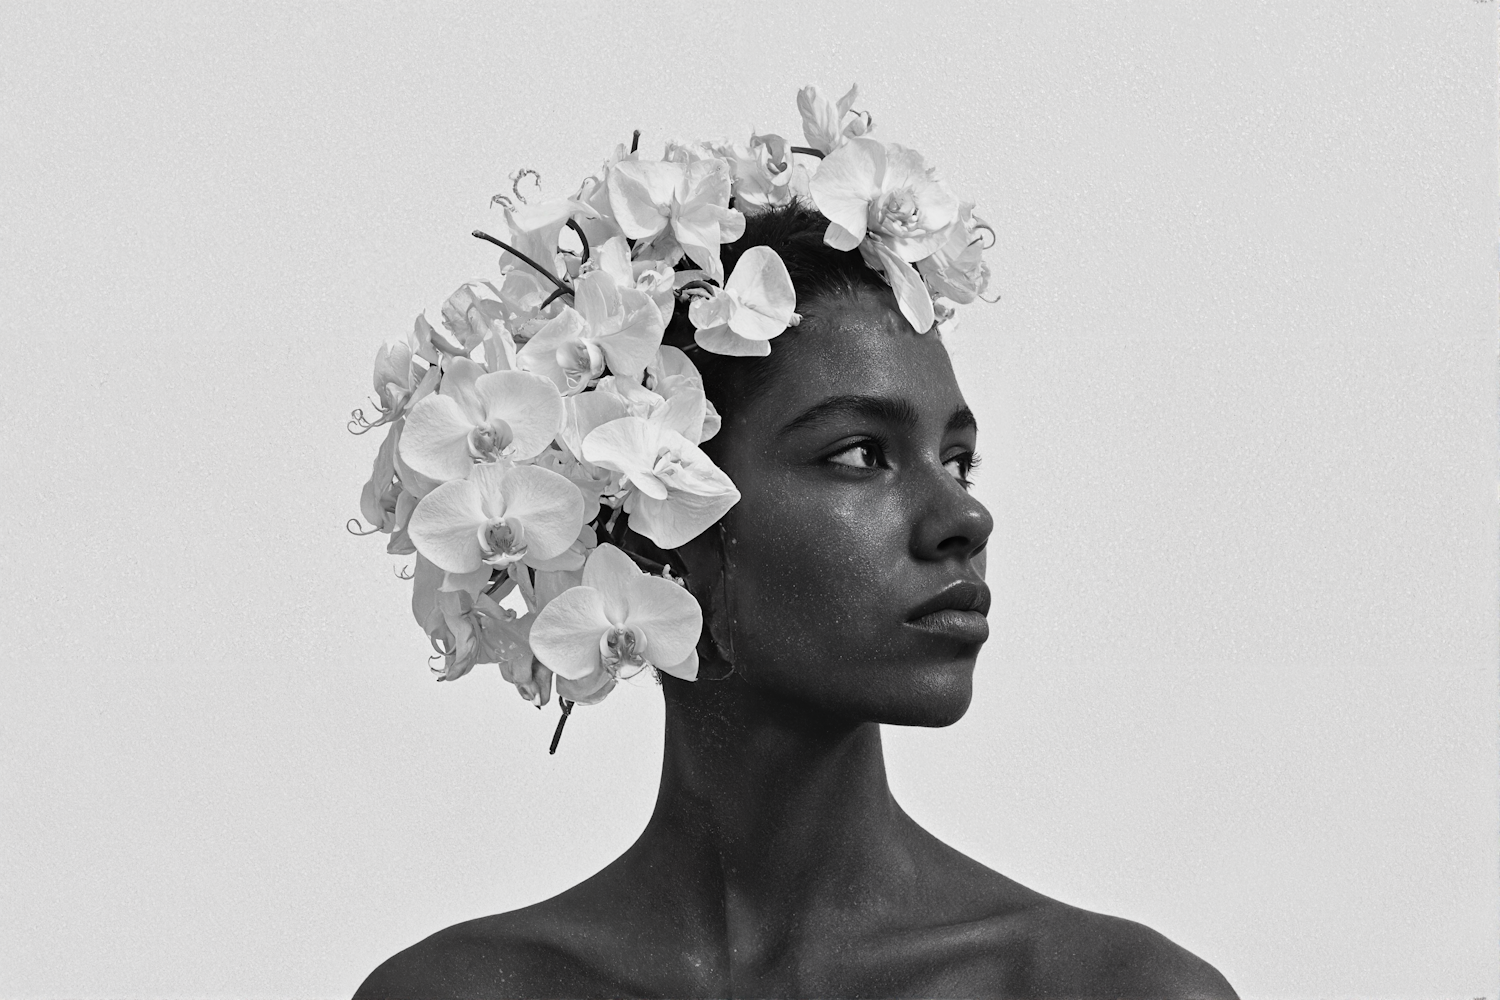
[630,129,641,154]
[471,230,573,295]
[565,218,590,265]
[620,548,667,575]
[549,699,574,754]
[540,285,571,310]
[789,145,826,159]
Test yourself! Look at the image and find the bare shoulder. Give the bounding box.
[995,897,1239,999]
[351,907,619,1000]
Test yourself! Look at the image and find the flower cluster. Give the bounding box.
[349,84,995,744]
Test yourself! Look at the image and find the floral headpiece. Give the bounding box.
[349,85,995,750]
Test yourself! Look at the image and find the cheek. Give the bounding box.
[726,473,907,665]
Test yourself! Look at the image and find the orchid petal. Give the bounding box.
[724,246,797,341]
[810,136,884,244]
[439,356,489,424]
[408,478,488,573]
[628,481,740,550]
[868,240,935,334]
[581,416,657,485]
[656,388,708,444]
[400,393,478,483]
[494,464,586,562]
[516,307,589,394]
[472,370,564,461]
[657,648,699,682]
[607,161,679,239]
[581,543,639,624]
[694,324,772,357]
[529,585,612,680]
[596,236,635,287]
[556,667,616,705]
[561,389,630,459]
[622,575,702,669]
[441,566,491,594]
[594,289,664,382]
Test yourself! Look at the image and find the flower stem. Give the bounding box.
[565,218,590,265]
[630,129,641,154]
[549,699,574,754]
[789,145,826,159]
[471,230,573,296]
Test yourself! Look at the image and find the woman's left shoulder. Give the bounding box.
[988,898,1239,999]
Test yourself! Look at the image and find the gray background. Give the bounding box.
[2,3,1495,997]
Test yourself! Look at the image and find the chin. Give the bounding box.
[860,656,977,728]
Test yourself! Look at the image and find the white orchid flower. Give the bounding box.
[582,410,739,550]
[594,236,677,326]
[607,158,746,283]
[810,137,959,335]
[796,83,873,155]
[687,246,800,357]
[398,358,564,483]
[408,463,586,584]
[710,132,802,209]
[530,544,701,690]
[515,268,664,393]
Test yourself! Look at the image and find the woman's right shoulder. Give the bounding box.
[351,906,619,1000]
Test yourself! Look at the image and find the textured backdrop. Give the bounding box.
[2,3,1495,997]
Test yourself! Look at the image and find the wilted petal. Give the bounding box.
[529,585,612,680]
[400,393,478,483]
[408,478,488,573]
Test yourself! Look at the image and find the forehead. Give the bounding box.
[745,295,966,424]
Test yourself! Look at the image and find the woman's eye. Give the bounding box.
[944,452,980,488]
[828,442,883,469]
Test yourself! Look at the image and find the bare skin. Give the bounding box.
[356,293,1238,999]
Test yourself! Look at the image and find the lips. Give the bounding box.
[905,580,991,644]
[906,580,991,621]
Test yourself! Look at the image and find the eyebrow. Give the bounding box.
[779,394,977,436]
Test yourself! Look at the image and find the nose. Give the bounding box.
[911,466,993,563]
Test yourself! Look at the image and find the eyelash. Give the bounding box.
[826,440,981,490]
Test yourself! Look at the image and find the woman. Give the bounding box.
[353,199,1238,997]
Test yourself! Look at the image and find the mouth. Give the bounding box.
[905,581,991,644]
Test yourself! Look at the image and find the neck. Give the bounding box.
[630,668,923,967]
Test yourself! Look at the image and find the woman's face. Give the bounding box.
[686,291,993,727]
